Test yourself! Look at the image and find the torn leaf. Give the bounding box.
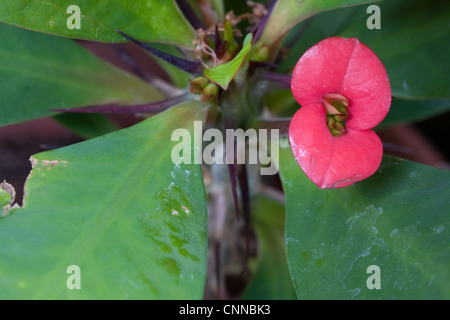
[1,181,16,216]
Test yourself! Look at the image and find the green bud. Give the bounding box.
[324,93,350,137]
[327,116,336,128]
[189,77,209,94]
[324,99,342,115]
[334,122,345,131]
[334,103,349,116]
[333,114,350,122]
[323,93,349,107]
[201,83,219,103]
[331,128,346,136]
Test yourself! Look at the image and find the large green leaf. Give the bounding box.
[0,0,195,47]
[242,196,297,300]
[377,99,450,129]
[52,113,120,139]
[260,0,380,52]
[0,101,210,299]
[0,23,163,127]
[279,146,450,299]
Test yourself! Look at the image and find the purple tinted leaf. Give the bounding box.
[253,0,277,42]
[224,116,240,221]
[263,71,291,88]
[238,163,251,258]
[214,239,222,297]
[113,45,149,82]
[215,40,228,58]
[238,164,250,223]
[227,161,240,221]
[116,30,202,74]
[248,60,279,72]
[175,0,206,30]
[214,24,221,49]
[50,95,188,115]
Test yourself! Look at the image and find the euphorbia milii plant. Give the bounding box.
[289,37,391,189]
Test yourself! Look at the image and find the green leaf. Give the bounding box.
[0,189,10,209]
[260,0,380,52]
[203,33,253,90]
[279,146,450,299]
[0,182,13,215]
[223,20,239,54]
[52,113,119,140]
[211,0,225,20]
[0,101,211,299]
[0,23,164,127]
[377,99,450,129]
[242,196,297,300]
[264,89,298,118]
[0,0,195,47]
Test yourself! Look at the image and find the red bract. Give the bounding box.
[289,37,391,189]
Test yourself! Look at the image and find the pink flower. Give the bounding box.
[289,37,391,189]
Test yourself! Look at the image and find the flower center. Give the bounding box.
[323,93,350,137]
